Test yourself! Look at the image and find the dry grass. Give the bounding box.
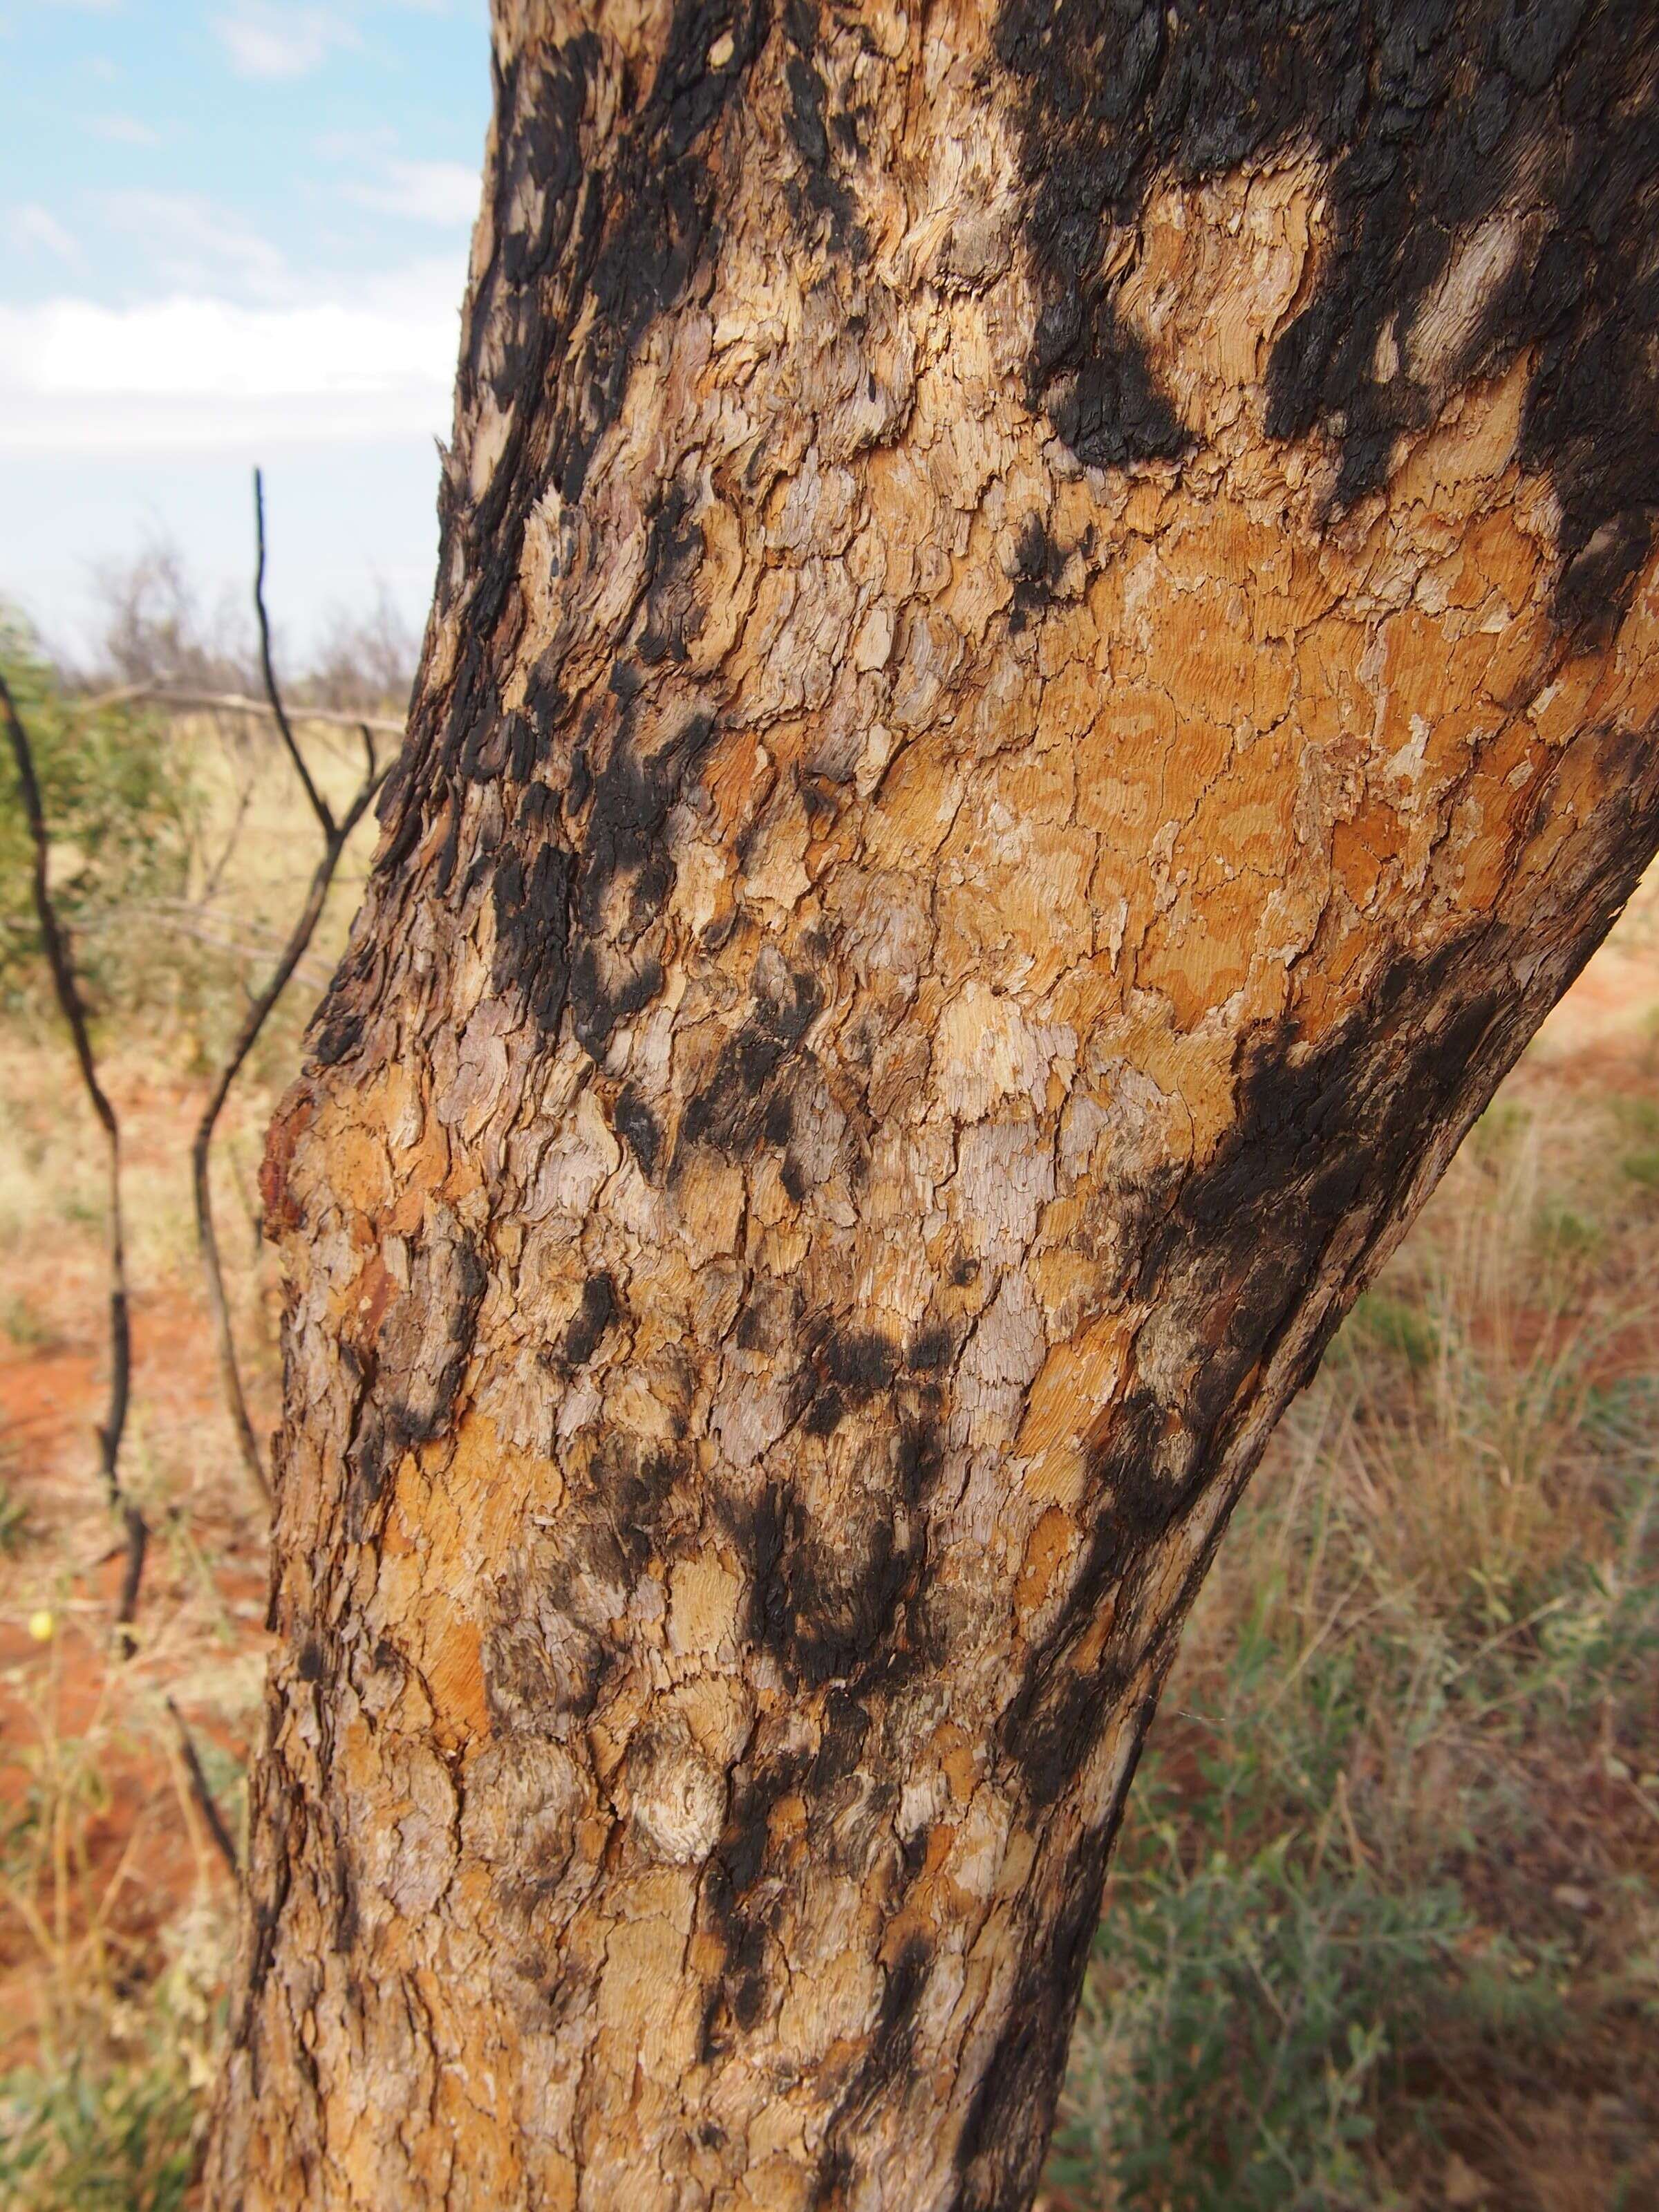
[0,706,375,2206]
[1052,891,1659,2211]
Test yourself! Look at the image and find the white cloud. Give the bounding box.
[312,124,395,163]
[0,259,464,453]
[350,158,478,227]
[99,189,290,297]
[8,204,82,262]
[86,113,161,145]
[211,4,359,82]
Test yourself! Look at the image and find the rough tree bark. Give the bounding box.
[209,3,1659,2206]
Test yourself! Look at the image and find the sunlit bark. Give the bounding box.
[209,3,1659,2205]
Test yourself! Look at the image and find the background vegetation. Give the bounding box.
[0,568,1654,2208]
[1053,1079,1659,2210]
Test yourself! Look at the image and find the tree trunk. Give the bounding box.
[208,4,1659,2206]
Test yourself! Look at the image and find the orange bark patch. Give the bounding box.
[1014,1506,1077,1619]
[259,1081,315,1235]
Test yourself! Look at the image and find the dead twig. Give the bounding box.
[0,671,149,1640]
[192,469,391,1505]
[253,469,334,838]
[164,1696,239,1876]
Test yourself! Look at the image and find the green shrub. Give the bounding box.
[0,617,196,1014]
[0,1295,62,1353]
[1337,1290,1439,1373]
[1052,1089,1659,2211]
[1052,1827,1466,2212]
[0,1477,29,1557]
[0,2050,199,2212]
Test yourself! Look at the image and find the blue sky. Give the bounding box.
[1,0,491,659]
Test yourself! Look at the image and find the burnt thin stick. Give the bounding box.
[192,768,385,1503]
[165,1696,239,1876]
[195,482,391,1501]
[1,671,148,1633]
[253,469,334,838]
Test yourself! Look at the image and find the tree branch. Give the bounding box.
[191,770,385,1503]
[0,671,148,1638]
[253,469,335,838]
[165,1696,240,1877]
[193,480,393,1503]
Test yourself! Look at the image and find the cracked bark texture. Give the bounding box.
[209,3,1659,2207]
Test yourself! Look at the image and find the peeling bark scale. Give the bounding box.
[209,4,1659,2206]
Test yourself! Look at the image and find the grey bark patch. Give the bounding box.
[679,964,825,1163]
[344,1227,489,1535]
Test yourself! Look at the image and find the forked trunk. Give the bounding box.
[209,3,1659,2205]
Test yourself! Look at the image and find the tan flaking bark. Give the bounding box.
[209,5,1659,2207]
